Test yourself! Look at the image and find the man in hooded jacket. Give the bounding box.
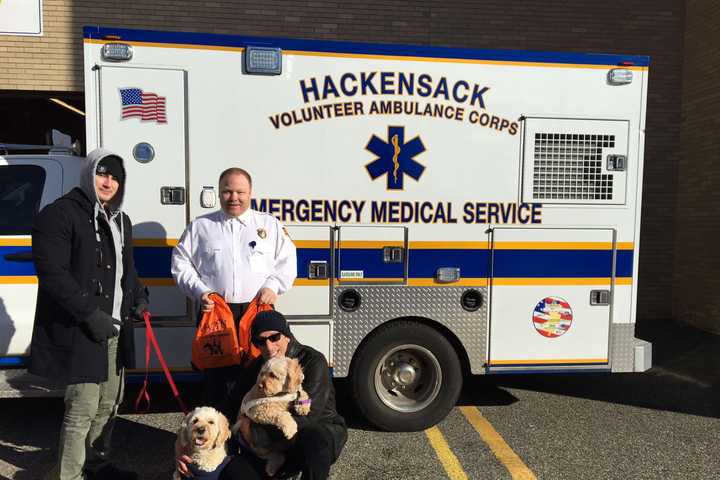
[30,149,148,480]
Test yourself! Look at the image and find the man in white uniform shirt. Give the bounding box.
[171,167,297,408]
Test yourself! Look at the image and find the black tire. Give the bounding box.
[351,320,462,432]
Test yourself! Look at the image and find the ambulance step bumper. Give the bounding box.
[0,369,64,398]
[633,339,652,372]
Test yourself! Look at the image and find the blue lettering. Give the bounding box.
[518,203,531,224]
[432,77,449,100]
[398,72,414,96]
[487,203,499,224]
[531,203,542,224]
[322,76,340,100]
[470,85,490,108]
[352,200,365,222]
[452,80,469,103]
[299,78,319,103]
[340,73,358,96]
[417,74,432,97]
[297,200,310,222]
[371,201,387,222]
[268,198,281,217]
[380,71,395,95]
[361,72,378,95]
[281,199,295,222]
[251,198,267,212]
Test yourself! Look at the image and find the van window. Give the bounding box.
[0,165,47,235]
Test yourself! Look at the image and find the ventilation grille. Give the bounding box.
[532,133,615,201]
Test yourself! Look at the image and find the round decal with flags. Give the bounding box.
[532,296,573,338]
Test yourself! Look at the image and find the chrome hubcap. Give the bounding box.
[374,344,442,413]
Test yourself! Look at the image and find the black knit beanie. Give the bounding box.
[252,310,292,339]
[96,155,125,184]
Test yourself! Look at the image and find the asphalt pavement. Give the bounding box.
[0,319,718,479]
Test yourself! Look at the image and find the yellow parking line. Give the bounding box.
[425,426,469,480]
[460,406,537,480]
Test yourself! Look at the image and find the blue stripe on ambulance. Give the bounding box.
[133,246,173,278]
[0,246,634,280]
[0,246,34,276]
[83,26,650,67]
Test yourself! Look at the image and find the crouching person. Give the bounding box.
[30,149,148,480]
[176,310,348,480]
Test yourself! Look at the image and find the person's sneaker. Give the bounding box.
[85,464,139,480]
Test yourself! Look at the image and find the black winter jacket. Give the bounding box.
[227,340,348,459]
[29,187,147,384]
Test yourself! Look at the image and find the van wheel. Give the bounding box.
[351,320,462,432]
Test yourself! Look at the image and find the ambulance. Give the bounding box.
[0,25,652,431]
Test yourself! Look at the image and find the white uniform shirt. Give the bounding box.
[171,209,297,303]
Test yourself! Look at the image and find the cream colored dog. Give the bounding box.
[234,356,311,476]
[174,406,231,480]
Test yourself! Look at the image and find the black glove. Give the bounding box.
[131,300,149,320]
[82,309,119,343]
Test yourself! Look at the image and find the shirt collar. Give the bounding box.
[219,208,253,225]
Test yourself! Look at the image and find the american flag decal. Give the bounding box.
[532,296,573,338]
[119,88,167,123]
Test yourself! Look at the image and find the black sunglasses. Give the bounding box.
[251,332,284,347]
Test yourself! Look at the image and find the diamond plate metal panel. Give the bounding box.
[609,323,637,372]
[332,286,487,376]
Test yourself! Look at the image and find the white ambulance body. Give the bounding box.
[0,25,651,430]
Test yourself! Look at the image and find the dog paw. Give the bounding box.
[281,420,298,439]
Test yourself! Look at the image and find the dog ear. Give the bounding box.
[176,411,192,454]
[286,358,305,393]
[214,411,231,449]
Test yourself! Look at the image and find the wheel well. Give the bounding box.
[348,316,472,378]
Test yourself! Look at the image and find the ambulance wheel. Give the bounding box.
[351,320,462,432]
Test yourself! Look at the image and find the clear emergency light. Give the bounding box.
[245,46,282,75]
[101,43,133,62]
[607,68,633,85]
[436,267,460,283]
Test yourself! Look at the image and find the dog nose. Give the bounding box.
[197,426,205,434]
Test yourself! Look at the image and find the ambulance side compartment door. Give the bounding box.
[276,225,333,359]
[488,227,614,371]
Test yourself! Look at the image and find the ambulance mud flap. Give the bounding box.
[351,320,462,432]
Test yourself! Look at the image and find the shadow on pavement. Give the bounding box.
[0,396,180,480]
[4,318,712,477]
[0,398,63,479]
[471,319,720,418]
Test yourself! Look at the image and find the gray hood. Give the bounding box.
[80,148,126,213]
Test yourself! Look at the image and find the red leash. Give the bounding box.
[134,311,189,414]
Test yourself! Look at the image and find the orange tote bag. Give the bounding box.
[191,293,242,370]
[237,297,274,366]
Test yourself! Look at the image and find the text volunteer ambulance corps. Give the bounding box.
[268,71,519,135]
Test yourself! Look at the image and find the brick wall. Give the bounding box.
[0,0,685,323]
[674,0,720,333]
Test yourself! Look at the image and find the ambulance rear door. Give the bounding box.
[95,65,192,369]
[95,65,188,317]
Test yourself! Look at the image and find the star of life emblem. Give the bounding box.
[365,126,426,190]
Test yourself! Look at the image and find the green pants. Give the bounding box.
[46,337,125,480]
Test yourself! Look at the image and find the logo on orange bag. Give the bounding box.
[202,338,225,356]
